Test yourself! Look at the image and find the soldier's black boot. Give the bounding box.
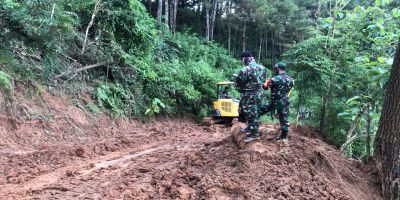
[240,127,250,133]
[275,131,288,141]
[244,135,260,143]
[244,131,260,143]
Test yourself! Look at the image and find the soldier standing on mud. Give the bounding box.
[235,51,266,143]
[260,62,294,141]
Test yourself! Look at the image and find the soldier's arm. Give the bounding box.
[263,79,271,90]
[235,69,246,90]
[264,76,276,91]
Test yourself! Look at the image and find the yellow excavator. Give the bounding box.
[202,81,239,125]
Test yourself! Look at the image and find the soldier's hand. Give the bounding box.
[263,79,271,90]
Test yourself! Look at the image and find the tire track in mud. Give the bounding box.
[2,144,161,193]
[0,123,225,199]
[0,143,163,196]
[24,141,211,199]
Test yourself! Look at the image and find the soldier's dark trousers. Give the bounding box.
[259,103,290,138]
[241,94,261,137]
[238,100,247,123]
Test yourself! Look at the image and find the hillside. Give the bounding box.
[1,0,399,198]
[0,88,381,199]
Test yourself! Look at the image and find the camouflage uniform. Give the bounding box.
[236,60,266,138]
[260,72,293,139]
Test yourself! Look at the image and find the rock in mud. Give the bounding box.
[75,147,86,157]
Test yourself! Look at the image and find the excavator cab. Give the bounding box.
[202,82,239,125]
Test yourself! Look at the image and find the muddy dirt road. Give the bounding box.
[0,119,382,200]
[0,118,228,199]
[0,91,382,199]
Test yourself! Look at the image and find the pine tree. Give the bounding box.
[374,41,400,200]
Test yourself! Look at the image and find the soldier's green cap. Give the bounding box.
[275,62,287,70]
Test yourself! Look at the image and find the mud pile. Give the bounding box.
[0,87,382,199]
[151,124,382,200]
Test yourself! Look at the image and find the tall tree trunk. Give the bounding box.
[320,95,328,133]
[242,19,246,52]
[157,0,163,28]
[196,1,202,34]
[205,2,210,41]
[172,0,178,35]
[164,0,169,29]
[228,26,231,54]
[227,0,231,54]
[147,0,152,15]
[258,37,263,62]
[216,1,222,42]
[365,103,371,163]
[169,0,174,30]
[233,28,237,57]
[374,41,400,200]
[265,34,268,61]
[210,0,218,41]
[315,0,322,30]
[270,32,275,66]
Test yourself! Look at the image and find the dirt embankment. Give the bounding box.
[0,86,381,199]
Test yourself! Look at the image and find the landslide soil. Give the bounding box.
[0,87,382,199]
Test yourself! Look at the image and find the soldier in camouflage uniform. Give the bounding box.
[235,51,266,143]
[260,62,294,141]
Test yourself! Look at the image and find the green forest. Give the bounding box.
[0,0,399,198]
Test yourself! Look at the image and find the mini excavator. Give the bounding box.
[202,81,239,126]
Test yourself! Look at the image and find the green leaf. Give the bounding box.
[364,61,380,66]
[325,17,333,24]
[377,18,384,25]
[338,12,345,19]
[393,8,400,18]
[346,96,361,104]
[368,70,382,77]
[145,109,152,115]
[351,107,361,115]
[385,0,393,5]
[367,24,376,30]
[338,112,350,117]
[377,57,385,63]
[153,106,160,113]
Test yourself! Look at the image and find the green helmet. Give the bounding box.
[275,62,287,70]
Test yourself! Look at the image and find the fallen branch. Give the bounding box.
[340,134,365,153]
[317,151,344,184]
[14,47,42,62]
[60,52,80,64]
[22,52,42,62]
[0,116,41,125]
[340,112,362,154]
[50,3,56,19]
[0,115,74,124]
[55,61,109,79]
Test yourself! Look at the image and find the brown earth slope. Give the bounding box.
[0,87,381,199]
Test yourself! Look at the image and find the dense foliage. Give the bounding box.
[284,0,399,160]
[0,0,399,163]
[0,0,239,119]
